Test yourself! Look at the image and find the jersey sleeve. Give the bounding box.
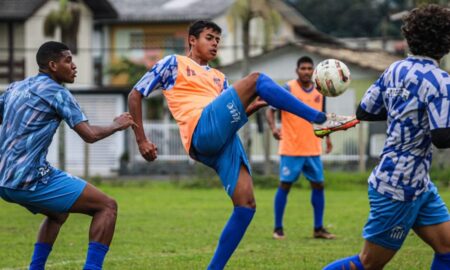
[133,55,178,97]
[47,85,87,128]
[426,73,450,130]
[360,71,386,114]
[0,83,14,120]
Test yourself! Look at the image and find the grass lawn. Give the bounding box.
[0,181,447,270]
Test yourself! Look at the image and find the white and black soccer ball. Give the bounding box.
[312,59,351,97]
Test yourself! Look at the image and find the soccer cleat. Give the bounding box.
[273,228,285,240]
[313,113,360,138]
[313,227,336,239]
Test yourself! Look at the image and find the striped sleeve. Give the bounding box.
[133,55,178,97]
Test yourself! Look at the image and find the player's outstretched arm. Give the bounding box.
[74,112,136,144]
[128,90,158,162]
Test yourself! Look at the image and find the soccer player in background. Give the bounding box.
[128,20,358,269]
[0,41,136,270]
[324,4,450,270]
[266,56,335,240]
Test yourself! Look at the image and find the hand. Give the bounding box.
[138,139,158,162]
[272,128,282,140]
[325,136,333,154]
[113,112,138,131]
[252,97,268,111]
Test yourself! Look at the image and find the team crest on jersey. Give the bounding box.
[314,95,321,103]
[186,66,196,76]
[389,226,405,240]
[213,77,222,87]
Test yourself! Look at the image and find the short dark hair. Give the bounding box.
[401,4,450,60]
[188,20,222,48]
[36,41,70,70]
[297,56,313,68]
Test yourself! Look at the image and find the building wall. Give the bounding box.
[108,23,189,85]
[24,0,94,86]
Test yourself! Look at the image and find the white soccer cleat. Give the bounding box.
[313,113,360,138]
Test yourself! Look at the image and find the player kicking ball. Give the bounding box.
[324,4,450,270]
[0,41,136,270]
[128,20,358,269]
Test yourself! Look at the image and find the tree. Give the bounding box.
[43,0,81,53]
[227,0,281,169]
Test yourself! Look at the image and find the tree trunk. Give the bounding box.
[241,16,252,160]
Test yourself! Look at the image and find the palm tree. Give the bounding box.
[43,0,81,53]
[227,0,281,172]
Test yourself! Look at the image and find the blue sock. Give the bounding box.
[274,187,289,229]
[311,188,324,229]
[29,242,52,270]
[208,207,255,270]
[256,73,326,123]
[83,242,109,270]
[323,255,365,270]
[432,252,450,270]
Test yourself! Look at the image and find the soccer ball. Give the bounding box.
[312,59,351,97]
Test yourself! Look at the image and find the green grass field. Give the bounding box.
[0,181,448,270]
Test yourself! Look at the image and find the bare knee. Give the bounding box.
[310,182,324,190]
[247,72,260,82]
[48,213,69,225]
[359,255,388,270]
[101,197,118,220]
[234,196,256,209]
[279,182,292,192]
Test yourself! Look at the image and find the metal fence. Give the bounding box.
[129,121,364,163]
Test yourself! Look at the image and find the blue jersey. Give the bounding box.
[361,56,450,201]
[0,74,87,190]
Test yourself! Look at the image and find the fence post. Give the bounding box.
[358,122,366,172]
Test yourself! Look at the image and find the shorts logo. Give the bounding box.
[227,102,241,123]
[389,226,405,240]
[282,166,290,176]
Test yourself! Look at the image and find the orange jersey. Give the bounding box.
[279,80,324,156]
[134,55,227,153]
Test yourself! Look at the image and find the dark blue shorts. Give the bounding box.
[191,87,251,197]
[0,168,87,214]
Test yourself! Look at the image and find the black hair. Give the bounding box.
[401,4,450,60]
[188,20,222,49]
[297,56,314,68]
[36,41,70,70]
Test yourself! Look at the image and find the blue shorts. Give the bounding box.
[191,87,251,197]
[363,183,450,251]
[279,155,324,183]
[0,168,87,214]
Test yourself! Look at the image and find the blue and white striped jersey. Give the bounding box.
[0,74,87,190]
[361,55,450,201]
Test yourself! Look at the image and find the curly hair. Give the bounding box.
[401,4,450,60]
